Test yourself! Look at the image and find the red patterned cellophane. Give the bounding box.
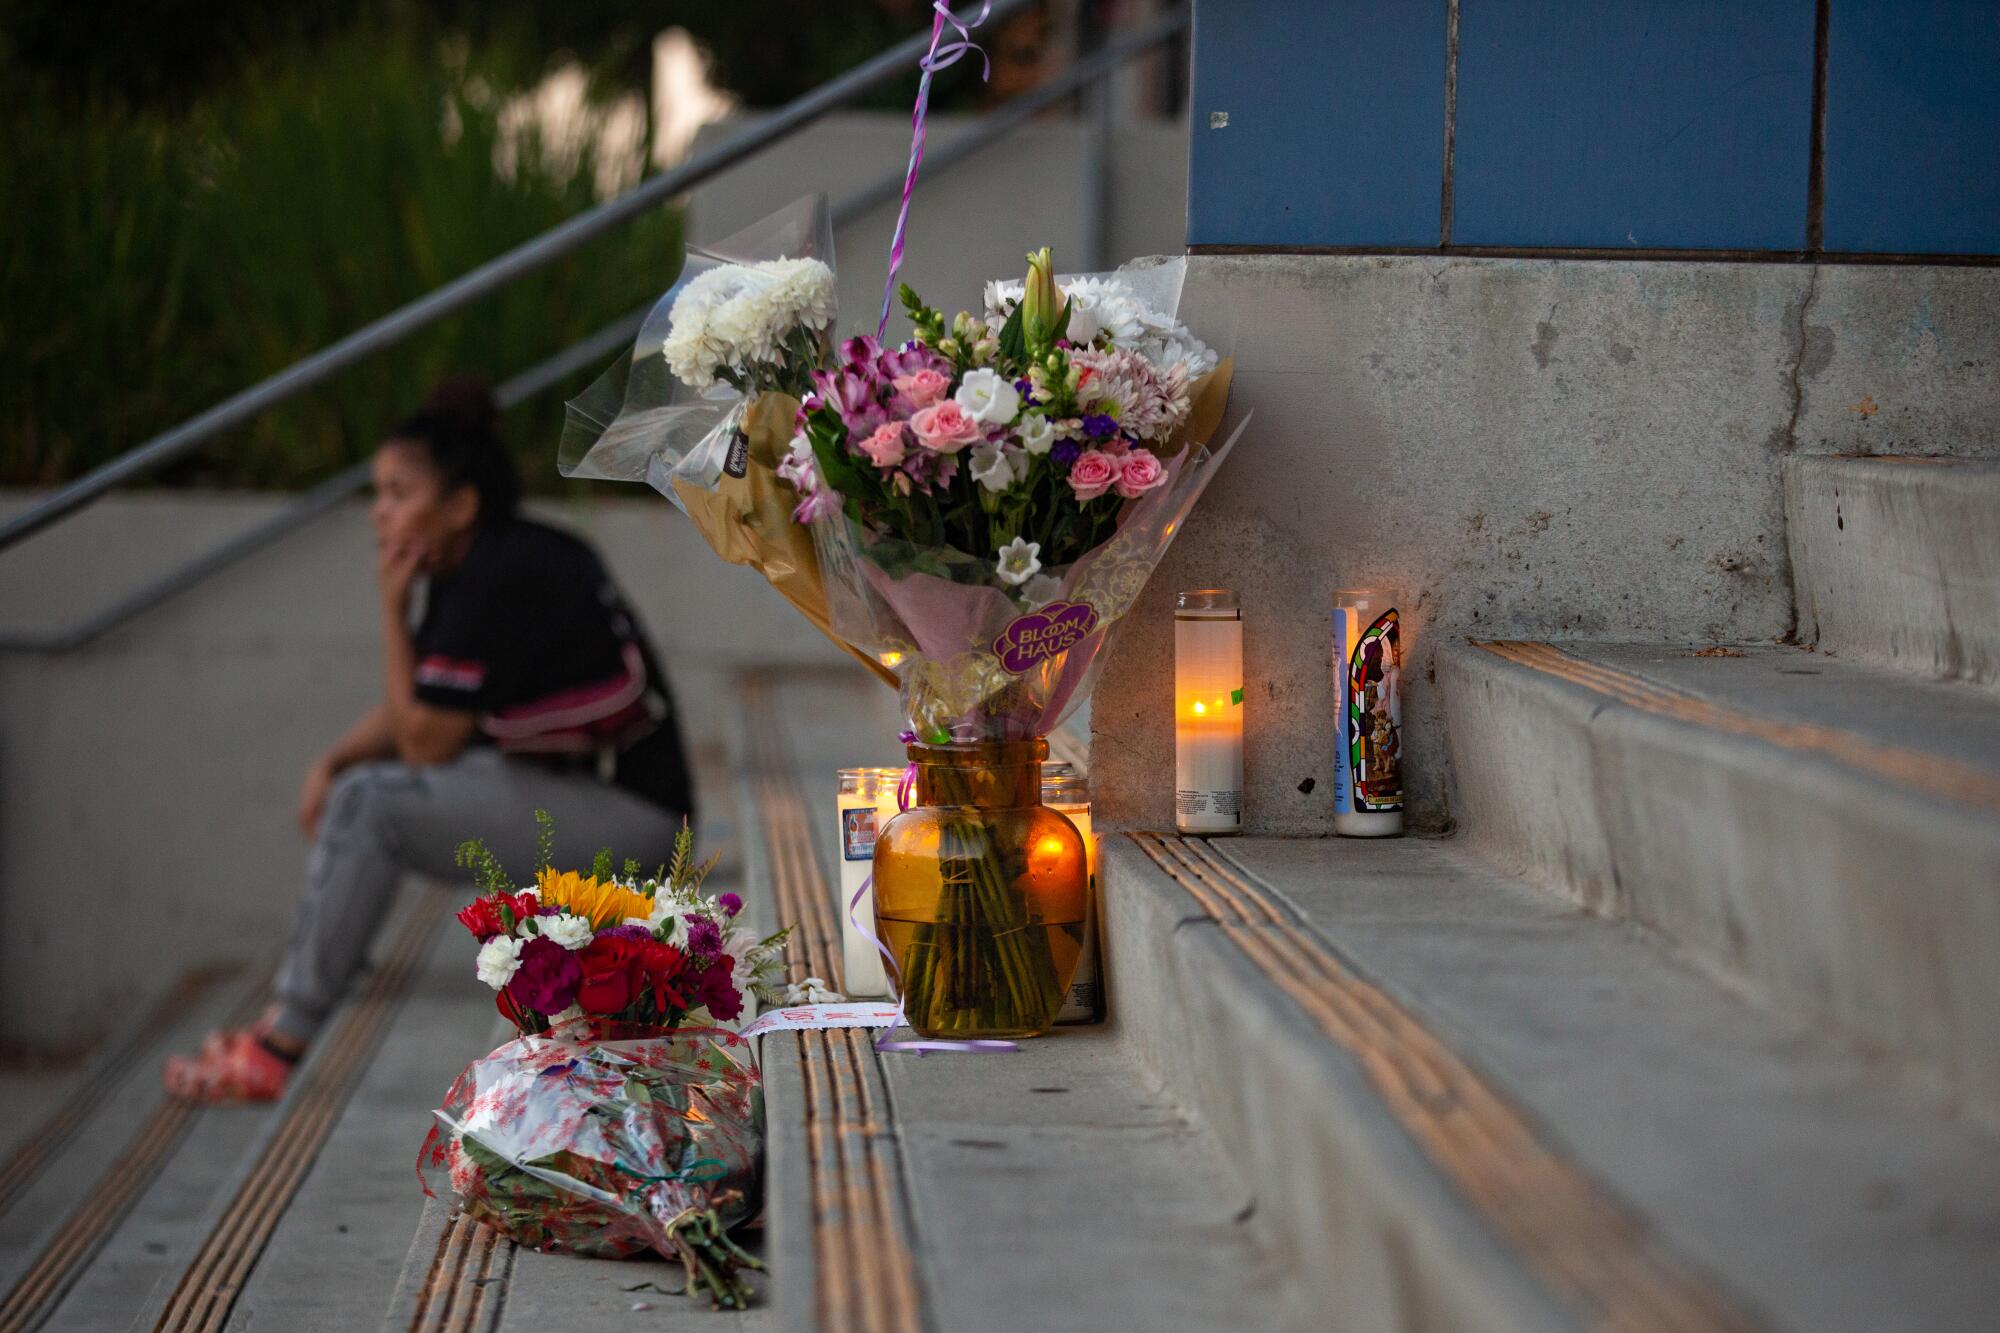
[419,1019,761,1260]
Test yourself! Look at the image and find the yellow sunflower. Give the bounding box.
[536,867,655,931]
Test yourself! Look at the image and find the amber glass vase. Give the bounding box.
[872,739,1090,1039]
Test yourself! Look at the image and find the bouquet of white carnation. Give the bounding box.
[661,256,835,395]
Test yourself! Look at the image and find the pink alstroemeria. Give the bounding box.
[792,486,842,524]
[877,340,950,380]
[810,366,889,436]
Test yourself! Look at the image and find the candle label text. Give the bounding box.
[994,600,1100,675]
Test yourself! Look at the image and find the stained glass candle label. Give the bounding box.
[1332,589,1404,837]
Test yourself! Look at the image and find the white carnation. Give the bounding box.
[475,935,525,990]
[543,913,593,951]
[661,257,836,389]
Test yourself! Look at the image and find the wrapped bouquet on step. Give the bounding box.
[419,819,788,1309]
[560,206,1242,1042]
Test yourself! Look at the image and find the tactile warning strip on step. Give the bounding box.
[1133,833,1762,1333]
[1475,640,2000,815]
[404,1207,512,1333]
[0,968,269,1333]
[742,677,924,1333]
[148,886,453,1333]
[0,966,232,1219]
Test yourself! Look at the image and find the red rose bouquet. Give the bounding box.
[419,819,786,1309]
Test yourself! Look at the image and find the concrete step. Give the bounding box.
[1102,832,2000,1333]
[1438,638,2000,1126]
[733,672,1309,1333]
[41,883,452,1333]
[1785,455,2000,685]
[0,965,268,1331]
[217,904,502,1330]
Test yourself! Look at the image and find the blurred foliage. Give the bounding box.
[0,0,1046,491]
[0,15,682,491]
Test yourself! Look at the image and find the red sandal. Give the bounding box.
[162,1028,295,1104]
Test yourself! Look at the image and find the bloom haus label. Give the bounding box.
[993,600,1100,674]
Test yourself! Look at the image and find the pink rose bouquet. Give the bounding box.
[784,247,1241,744]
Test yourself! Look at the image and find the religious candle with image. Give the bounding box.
[835,767,903,996]
[1332,589,1404,837]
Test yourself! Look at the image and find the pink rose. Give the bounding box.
[858,422,908,468]
[892,369,950,408]
[1067,449,1120,501]
[1114,447,1167,498]
[910,401,984,454]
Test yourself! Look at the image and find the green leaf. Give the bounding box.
[534,810,556,875]
[807,410,871,499]
[996,301,1027,365]
[1049,296,1072,346]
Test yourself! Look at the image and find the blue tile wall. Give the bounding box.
[1185,1,2000,257]
[1823,0,2000,254]
[1187,0,1449,247]
[1450,0,1817,250]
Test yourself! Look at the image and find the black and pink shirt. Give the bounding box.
[412,518,692,816]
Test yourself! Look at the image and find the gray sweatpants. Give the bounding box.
[272,746,686,1043]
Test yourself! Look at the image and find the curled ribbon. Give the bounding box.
[876,2,996,339]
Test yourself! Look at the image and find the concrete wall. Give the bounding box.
[1089,256,2000,836]
[0,493,856,1045]
[687,111,1190,331]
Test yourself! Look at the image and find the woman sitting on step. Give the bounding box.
[164,378,693,1102]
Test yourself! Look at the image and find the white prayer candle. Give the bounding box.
[1175,589,1244,835]
[1332,588,1404,837]
[1044,764,1101,1024]
[835,767,903,995]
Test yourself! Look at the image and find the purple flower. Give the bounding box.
[603,923,653,942]
[694,959,743,1022]
[718,892,743,918]
[809,367,888,437]
[877,340,950,380]
[505,936,581,1015]
[686,915,724,958]
[841,334,884,368]
[1082,413,1118,439]
[1051,439,1082,466]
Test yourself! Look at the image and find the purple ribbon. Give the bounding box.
[850,727,1018,1055]
[876,2,995,340]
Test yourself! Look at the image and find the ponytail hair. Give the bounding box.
[389,376,520,525]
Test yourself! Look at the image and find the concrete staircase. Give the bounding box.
[4,457,1995,1331]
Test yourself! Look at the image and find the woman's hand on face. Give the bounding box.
[376,538,426,617]
[298,759,335,840]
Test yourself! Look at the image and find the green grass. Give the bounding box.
[1,21,683,492]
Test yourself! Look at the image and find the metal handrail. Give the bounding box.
[0,0,1032,556]
[0,5,1189,653]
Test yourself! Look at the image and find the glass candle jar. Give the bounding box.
[1043,764,1103,1025]
[873,739,1089,1039]
[835,767,905,996]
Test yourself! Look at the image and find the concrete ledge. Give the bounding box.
[1786,455,2000,686]
[1102,834,2000,1333]
[1100,838,1565,1333]
[1440,639,2000,1125]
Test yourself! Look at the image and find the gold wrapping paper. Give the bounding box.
[670,392,899,688]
